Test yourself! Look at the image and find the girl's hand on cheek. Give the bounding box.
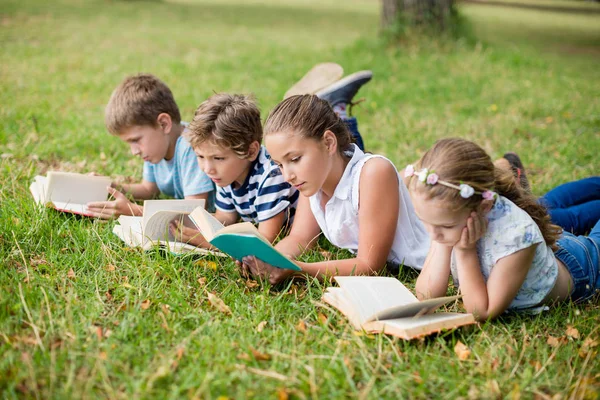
[456,211,488,251]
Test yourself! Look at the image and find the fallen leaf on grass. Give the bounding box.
[105,291,113,301]
[176,347,185,360]
[197,277,207,286]
[94,326,103,341]
[529,360,542,371]
[319,250,333,260]
[257,321,267,332]
[141,299,151,310]
[547,335,564,348]
[67,268,76,279]
[454,340,471,360]
[249,346,271,361]
[317,313,328,325]
[582,336,598,350]
[195,260,217,271]
[566,326,580,339]
[412,372,423,384]
[486,380,501,397]
[579,336,599,358]
[29,256,48,267]
[105,264,116,272]
[207,292,231,315]
[296,320,307,333]
[276,388,289,400]
[245,279,259,289]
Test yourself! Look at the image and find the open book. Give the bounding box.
[113,199,222,255]
[322,276,475,340]
[30,171,112,216]
[188,206,301,271]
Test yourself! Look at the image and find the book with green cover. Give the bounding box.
[188,206,301,271]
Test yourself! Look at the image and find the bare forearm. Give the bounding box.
[119,183,157,200]
[275,233,318,259]
[415,242,452,299]
[455,248,490,320]
[298,256,384,280]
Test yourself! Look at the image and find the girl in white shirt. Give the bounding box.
[406,138,599,321]
[241,94,430,284]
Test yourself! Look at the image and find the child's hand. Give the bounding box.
[86,187,140,219]
[169,219,205,247]
[242,256,293,285]
[456,211,488,250]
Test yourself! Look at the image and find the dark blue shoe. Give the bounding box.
[316,70,373,107]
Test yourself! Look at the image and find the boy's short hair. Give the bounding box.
[187,93,262,157]
[105,74,181,135]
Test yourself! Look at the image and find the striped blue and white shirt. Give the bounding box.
[215,147,299,223]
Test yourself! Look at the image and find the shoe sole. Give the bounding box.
[284,63,344,99]
[315,70,373,98]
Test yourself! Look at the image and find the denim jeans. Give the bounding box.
[343,117,364,151]
[554,218,600,301]
[540,177,600,235]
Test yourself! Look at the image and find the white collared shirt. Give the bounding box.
[309,145,430,269]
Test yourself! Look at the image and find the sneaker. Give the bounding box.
[316,70,373,109]
[283,62,344,99]
[503,152,531,192]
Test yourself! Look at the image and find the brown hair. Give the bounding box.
[104,74,181,135]
[408,138,562,249]
[186,93,262,157]
[263,94,353,153]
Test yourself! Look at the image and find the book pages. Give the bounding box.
[189,206,225,242]
[365,313,475,340]
[334,276,418,325]
[45,171,111,205]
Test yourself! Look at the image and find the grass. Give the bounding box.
[1,0,599,398]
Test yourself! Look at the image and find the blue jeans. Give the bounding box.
[344,117,364,151]
[554,218,600,302]
[540,177,600,235]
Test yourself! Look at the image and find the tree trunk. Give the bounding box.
[381,0,455,31]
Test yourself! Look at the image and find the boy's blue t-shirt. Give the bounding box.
[143,134,214,199]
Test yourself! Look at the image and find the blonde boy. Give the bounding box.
[170,93,298,246]
[87,74,214,218]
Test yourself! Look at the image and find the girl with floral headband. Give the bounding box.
[406,138,599,321]
[240,94,430,284]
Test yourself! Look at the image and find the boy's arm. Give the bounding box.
[119,180,160,200]
[257,211,287,243]
[184,192,210,201]
[214,209,239,226]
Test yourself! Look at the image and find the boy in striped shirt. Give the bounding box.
[170,93,299,247]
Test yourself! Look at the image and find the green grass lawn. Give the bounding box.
[1,0,599,398]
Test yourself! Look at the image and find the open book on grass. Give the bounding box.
[113,199,222,255]
[30,171,112,216]
[188,206,301,271]
[322,276,475,340]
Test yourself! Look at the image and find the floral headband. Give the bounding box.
[405,164,497,200]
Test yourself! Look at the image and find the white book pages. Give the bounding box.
[45,171,111,205]
[334,276,418,325]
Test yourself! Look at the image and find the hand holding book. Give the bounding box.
[87,186,142,219]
